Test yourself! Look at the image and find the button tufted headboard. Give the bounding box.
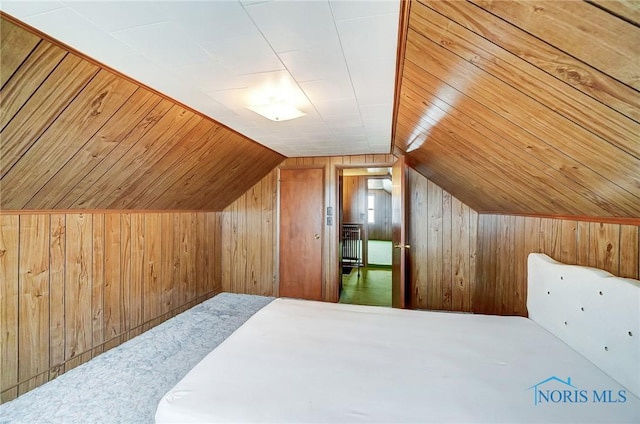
[527,253,640,398]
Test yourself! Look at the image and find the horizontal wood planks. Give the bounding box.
[0,15,284,211]
[222,155,395,302]
[0,211,221,403]
[394,0,640,218]
[474,214,640,316]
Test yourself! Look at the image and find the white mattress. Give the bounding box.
[156,298,639,423]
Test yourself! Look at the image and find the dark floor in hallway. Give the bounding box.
[339,265,391,307]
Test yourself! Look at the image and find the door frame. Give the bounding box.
[334,161,395,303]
[391,155,408,308]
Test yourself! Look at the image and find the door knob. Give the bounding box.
[394,243,410,249]
[314,234,320,239]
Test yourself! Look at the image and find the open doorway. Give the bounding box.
[338,167,392,307]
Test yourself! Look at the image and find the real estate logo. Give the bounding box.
[528,376,627,406]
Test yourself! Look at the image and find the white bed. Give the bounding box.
[155,254,640,423]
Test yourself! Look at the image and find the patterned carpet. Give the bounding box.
[0,293,273,424]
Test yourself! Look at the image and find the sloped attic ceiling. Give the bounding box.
[0,15,284,211]
[1,1,639,219]
[394,0,640,218]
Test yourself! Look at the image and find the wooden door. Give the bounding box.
[279,167,324,300]
[392,156,408,308]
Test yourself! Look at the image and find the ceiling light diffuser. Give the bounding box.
[248,99,306,122]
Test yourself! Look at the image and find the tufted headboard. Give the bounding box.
[527,253,640,398]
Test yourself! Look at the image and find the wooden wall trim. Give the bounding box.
[391,0,412,152]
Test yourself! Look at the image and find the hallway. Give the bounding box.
[339,266,391,307]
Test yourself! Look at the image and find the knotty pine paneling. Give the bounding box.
[222,155,394,301]
[470,0,639,90]
[474,215,640,317]
[407,167,477,312]
[0,15,284,211]
[0,212,221,403]
[0,18,40,89]
[394,0,640,218]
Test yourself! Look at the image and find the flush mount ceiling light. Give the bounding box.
[248,99,306,122]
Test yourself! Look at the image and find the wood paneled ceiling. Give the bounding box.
[2,1,639,219]
[0,16,284,211]
[394,0,640,218]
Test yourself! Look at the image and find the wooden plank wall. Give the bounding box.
[342,175,369,265]
[474,215,640,317]
[0,211,221,403]
[222,156,638,317]
[342,176,367,224]
[368,189,392,241]
[395,0,640,218]
[221,168,278,297]
[407,167,477,312]
[0,15,284,211]
[221,155,394,301]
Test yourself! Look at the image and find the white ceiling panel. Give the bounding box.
[175,61,247,93]
[0,0,64,18]
[65,1,168,32]
[330,0,400,21]
[112,22,211,67]
[298,79,354,105]
[245,0,341,53]
[278,47,349,83]
[202,34,284,75]
[20,7,136,62]
[312,97,360,118]
[1,0,400,158]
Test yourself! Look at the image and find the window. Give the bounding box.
[367,194,375,223]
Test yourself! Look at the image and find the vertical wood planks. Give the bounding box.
[18,215,50,392]
[408,167,429,309]
[0,215,19,401]
[619,226,639,279]
[130,214,144,330]
[104,214,122,340]
[260,170,276,296]
[247,184,261,294]
[49,214,65,377]
[407,168,476,312]
[195,213,206,298]
[475,215,639,316]
[426,180,443,310]
[91,214,104,357]
[0,211,222,401]
[64,214,92,370]
[144,213,161,322]
[160,213,174,314]
[589,223,619,274]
